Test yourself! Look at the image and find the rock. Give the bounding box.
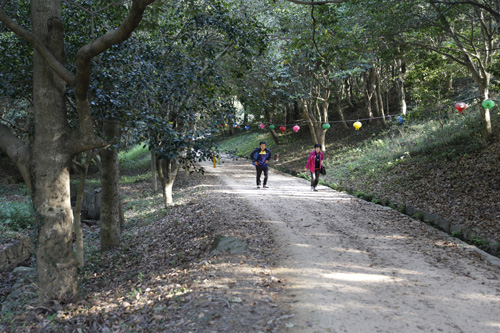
[12,266,35,274]
[210,235,248,255]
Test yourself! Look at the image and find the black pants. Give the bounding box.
[256,166,268,185]
[311,169,320,188]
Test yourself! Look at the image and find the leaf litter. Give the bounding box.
[0,170,289,332]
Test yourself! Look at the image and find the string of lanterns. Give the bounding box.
[227,98,496,132]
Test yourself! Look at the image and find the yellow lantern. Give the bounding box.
[353,121,362,130]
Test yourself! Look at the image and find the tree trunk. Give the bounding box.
[294,100,301,119]
[397,59,407,115]
[100,119,121,251]
[345,76,355,108]
[31,0,79,305]
[265,107,281,145]
[363,69,375,119]
[479,87,492,141]
[73,159,89,269]
[332,79,348,129]
[151,150,157,193]
[375,66,387,125]
[157,157,181,206]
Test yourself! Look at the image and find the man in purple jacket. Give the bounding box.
[250,141,272,189]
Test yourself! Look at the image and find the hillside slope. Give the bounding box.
[218,115,500,255]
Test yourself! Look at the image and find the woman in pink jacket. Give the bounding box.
[305,143,324,191]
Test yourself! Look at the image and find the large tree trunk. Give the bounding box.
[31,0,79,305]
[100,119,121,251]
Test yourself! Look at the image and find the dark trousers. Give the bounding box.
[311,169,320,187]
[256,166,268,185]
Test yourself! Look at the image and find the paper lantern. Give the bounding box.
[234,124,239,128]
[245,126,249,130]
[293,125,300,132]
[269,124,275,130]
[322,123,330,130]
[482,99,495,109]
[260,123,265,129]
[280,126,286,133]
[396,116,406,125]
[454,102,466,113]
[353,121,362,130]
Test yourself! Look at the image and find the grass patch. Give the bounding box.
[119,144,151,172]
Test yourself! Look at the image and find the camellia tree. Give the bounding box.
[0,0,158,305]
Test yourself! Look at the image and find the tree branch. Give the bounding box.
[429,0,500,21]
[0,8,76,85]
[75,0,155,100]
[284,0,345,5]
[0,123,32,191]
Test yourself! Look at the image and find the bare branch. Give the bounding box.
[0,8,76,85]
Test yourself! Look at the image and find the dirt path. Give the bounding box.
[202,156,500,333]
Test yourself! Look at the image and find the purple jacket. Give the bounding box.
[306,150,323,171]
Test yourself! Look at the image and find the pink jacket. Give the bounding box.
[305,150,323,171]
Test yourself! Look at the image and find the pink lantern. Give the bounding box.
[260,123,265,129]
[293,125,300,132]
[455,102,466,113]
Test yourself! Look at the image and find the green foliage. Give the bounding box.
[217,131,277,157]
[0,199,34,232]
[119,145,151,171]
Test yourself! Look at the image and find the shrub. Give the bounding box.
[0,200,35,231]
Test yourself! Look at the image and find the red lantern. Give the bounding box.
[455,102,466,113]
[280,126,286,133]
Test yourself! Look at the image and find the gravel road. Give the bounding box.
[202,156,500,333]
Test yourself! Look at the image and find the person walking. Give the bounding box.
[305,143,324,191]
[250,141,272,189]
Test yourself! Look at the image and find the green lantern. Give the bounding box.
[482,99,495,109]
[322,123,331,130]
[269,124,275,130]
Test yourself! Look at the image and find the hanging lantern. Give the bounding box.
[234,124,239,128]
[225,124,229,128]
[269,124,275,130]
[454,102,466,113]
[260,123,265,129]
[353,121,362,130]
[396,116,406,125]
[482,99,495,109]
[245,126,249,130]
[280,126,286,133]
[322,123,331,130]
[293,125,300,132]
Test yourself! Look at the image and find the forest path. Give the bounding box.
[201,156,500,333]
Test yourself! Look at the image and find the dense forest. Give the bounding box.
[0,0,499,330]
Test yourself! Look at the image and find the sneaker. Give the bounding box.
[311,186,315,191]
[313,188,318,192]
[263,185,269,188]
[257,185,260,189]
